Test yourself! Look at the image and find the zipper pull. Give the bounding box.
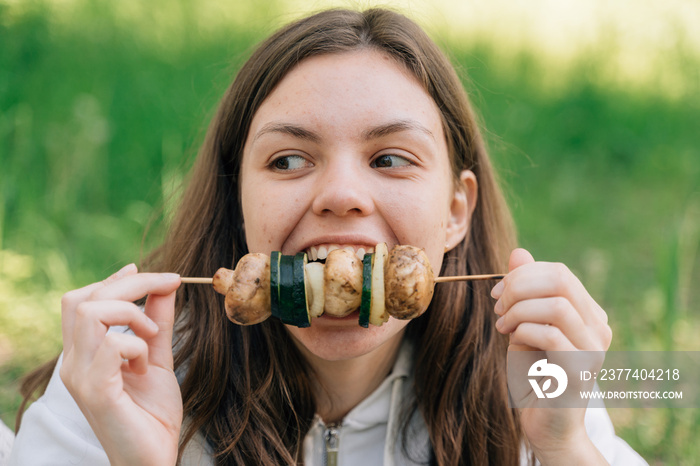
[324,423,341,466]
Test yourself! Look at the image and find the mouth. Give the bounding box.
[304,244,376,262]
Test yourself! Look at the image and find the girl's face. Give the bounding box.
[240,50,474,361]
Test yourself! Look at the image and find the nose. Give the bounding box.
[311,160,375,217]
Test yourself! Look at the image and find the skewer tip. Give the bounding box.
[181,277,213,284]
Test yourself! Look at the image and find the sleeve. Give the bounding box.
[584,407,648,466]
[8,353,110,466]
[179,429,216,466]
[0,418,14,466]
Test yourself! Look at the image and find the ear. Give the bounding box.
[445,170,478,251]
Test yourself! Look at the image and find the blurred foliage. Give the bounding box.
[1,0,699,463]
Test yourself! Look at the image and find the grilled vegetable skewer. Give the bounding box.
[181,273,507,285]
[181,244,503,327]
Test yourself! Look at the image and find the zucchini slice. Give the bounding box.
[292,252,311,327]
[269,251,281,319]
[278,254,296,325]
[359,253,373,328]
[369,242,389,326]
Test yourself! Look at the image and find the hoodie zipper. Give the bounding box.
[323,423,341,466]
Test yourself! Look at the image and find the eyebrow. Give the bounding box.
[253,119,436,144]
[361,120,436,141]
[253,122,321,143]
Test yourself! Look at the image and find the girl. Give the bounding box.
[11,8,646,465]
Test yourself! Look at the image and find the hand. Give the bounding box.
[59,264,183,466]
[491,249,612,465]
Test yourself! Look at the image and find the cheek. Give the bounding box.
[241,180,307,253]
[241,176,275,252]
[243,197,283,252]
[386,185,451,263]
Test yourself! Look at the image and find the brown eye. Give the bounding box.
[274,158,290,169]
[371,154,411,168]
[271,155,310,171]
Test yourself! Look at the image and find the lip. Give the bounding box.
[315,310,362,324]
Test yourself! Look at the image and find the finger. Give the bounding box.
[62,264,139,352]
[495,262,601,326]
[491,248,535,299]
[92,333,150,382]
[143,289,177,370]
[495,297,593,349]
[509,248,535,272]
[510,322,577,351]
[88,273,181,304]
[72,301,160,367]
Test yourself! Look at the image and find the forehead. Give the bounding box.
[248,49,445,138]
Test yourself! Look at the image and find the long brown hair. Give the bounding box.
[20,7,524,465]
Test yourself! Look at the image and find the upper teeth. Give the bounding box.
[306,244,375,261]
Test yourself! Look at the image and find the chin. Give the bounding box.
[285,315,408,362]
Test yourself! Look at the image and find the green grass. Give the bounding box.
[1,1,699,463]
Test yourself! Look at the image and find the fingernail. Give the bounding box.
[494,299,503,315]
[146,318,160,332]
[110,263,137,281]
[496,316,504,330]
[491,280,504,299]
[161,273,181,282]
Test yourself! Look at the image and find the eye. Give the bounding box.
[370,154,412,168]
[270,154,312,171]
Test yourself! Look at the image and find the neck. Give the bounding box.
[299,333,405,424]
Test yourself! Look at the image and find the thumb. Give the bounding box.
[491,248,535,301]
[509,248,535,272]
[143,284,179,370]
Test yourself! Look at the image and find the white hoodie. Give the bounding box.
[0,418,13,466]
[9,340,647,465]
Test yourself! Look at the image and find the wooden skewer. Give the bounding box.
[434,274,505,283]
[180,274,505,285]
[181,277,214,284]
